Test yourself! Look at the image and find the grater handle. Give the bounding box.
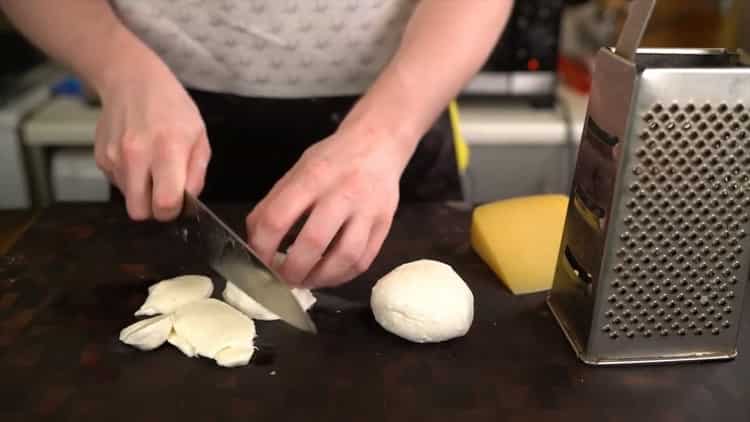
[614,0,657,61]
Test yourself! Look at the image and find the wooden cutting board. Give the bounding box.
[0,203,748,421]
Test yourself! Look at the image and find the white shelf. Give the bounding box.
[22,96,99,146]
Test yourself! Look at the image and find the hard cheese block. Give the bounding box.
[471,194,569,295]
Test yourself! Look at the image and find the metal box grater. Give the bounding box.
[547,0,750,365]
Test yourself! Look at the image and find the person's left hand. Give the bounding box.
[245,125,413,288]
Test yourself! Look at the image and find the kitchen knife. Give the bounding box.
[177,192,317,334]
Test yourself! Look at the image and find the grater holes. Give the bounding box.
[625,102,746,340]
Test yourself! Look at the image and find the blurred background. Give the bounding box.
[0,0,747,216]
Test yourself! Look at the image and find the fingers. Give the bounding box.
[279,199,351,285]
[151,136,190,221]
[357,215,392,274]
[120,137,152,221]
[303,216,372,288]
[246,174,316,265]
[91,74,207,222]
[185,132,211,196]
[94,141,116,185]
[245,141,397,289]
[94,113,120,187]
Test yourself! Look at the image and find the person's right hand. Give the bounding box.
[93,61,210,221]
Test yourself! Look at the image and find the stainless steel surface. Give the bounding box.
[178,193,317,334]
[547,2,750,365]
[614,0,656,61]
[547,46,639,363]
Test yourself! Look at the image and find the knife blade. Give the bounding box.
[177,192,317,334]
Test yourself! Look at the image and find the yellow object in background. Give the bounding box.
[471,194,569,295]
[448,100,469,173]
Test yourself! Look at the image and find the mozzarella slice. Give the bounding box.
[119,314,174,351]
[170,298,256,366]
[167,331,196,357]
[215,345,256,367]
[135,275,213,316]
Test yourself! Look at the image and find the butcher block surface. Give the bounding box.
[0,203,749,421]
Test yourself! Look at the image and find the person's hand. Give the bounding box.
[246,125,413,288]
[94,61,210,221]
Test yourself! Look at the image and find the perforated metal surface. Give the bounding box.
[603,102,750,340]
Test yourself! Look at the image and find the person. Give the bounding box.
[1,0,512,288]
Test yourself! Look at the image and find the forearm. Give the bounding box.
[341,0,513,159]
[0,0,166,95]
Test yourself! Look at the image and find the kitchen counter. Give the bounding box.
[0,203,748,421]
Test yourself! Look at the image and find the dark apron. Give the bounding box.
[187,88,462,203]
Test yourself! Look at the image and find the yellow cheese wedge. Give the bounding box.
[471,194,569,295]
